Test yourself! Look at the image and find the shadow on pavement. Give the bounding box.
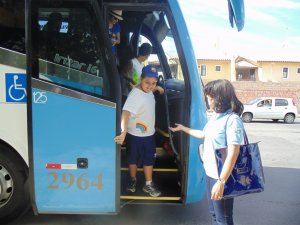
[12,167,300,225]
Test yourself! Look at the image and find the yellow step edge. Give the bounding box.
[121,168,178,172]
[120,196,181,201]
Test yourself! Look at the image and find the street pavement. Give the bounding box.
[11,119,300,225]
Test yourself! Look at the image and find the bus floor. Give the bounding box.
[120,148,182,203]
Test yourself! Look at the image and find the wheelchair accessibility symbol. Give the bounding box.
[5,73,27,103]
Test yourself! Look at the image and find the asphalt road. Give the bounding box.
[10,119,300,225]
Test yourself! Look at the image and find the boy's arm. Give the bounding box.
[153,86,164,94]
[115,110,130,145]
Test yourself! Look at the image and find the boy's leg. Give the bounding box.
[126,133,139,179]
[126,134,139,193]
[126,164,137,193]
[142,135,161,197]
[142,135,156,183]
[129,164,138,178]
[143,165,153,182]
[142,165,161,197]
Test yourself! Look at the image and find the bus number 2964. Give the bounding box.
[47,172,103,190]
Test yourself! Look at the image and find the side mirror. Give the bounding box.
[228,0,245,31]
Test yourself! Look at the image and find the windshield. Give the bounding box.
[160,31,183,80]
[245,98,262,105]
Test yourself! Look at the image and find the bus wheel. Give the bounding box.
[0,144,30,224]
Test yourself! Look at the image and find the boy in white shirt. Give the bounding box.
[131,43,152,85]
[115,64,161,197]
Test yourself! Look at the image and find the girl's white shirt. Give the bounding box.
[203,112,244,179]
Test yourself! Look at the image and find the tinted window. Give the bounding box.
[0,2,25,54]
[35,3,111,98]
[246,98,262,105]
[0,1,25,71]
[275,99,288,106]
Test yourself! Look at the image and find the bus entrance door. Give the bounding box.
[27,0,119,215]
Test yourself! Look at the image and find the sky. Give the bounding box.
[178,0,300,61]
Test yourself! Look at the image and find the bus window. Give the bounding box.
[36,5,110,98]
[160,31,184,81]
[0,2,25,66]
[129,13,183,82]
[145,32,184,81]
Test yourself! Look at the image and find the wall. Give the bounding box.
[197,59,231,80]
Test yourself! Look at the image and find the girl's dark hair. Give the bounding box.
[204,79,244,116]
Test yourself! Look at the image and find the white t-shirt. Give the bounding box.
[123,87,156,137]
[131,58,144,84]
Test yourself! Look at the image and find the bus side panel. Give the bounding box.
[0,67,29,165]
[169,0,207,203]
[31,89,117,213]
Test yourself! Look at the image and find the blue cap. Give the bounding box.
[142,65,158,79]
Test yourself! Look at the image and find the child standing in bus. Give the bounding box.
[131,43,152,85]
[115,64,162,197]
[108,10,123,55]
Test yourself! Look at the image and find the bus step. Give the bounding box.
[121,168,178,172]
[120,169,181,201]
[120,195,181,201]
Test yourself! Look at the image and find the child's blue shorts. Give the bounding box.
[126,133,156,166]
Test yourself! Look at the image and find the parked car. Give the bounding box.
[242,97,298,123]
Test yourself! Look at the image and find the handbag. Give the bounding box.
[215,115,265,199]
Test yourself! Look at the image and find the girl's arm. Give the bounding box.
[211,144,240,200]
[169,123,205,139]
[115,110,130,145]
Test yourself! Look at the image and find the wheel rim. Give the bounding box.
[285,114,294,123]
[0,164,14,208]
[243,113,252,122]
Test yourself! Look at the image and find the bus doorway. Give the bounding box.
[105,4,193,204]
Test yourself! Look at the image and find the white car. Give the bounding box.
[242,97,298,123]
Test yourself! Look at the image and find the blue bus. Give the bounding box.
[0,0,244,223]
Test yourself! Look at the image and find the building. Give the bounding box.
[197,56,300,82]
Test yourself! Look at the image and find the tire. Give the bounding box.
[272,119,279,122]
[0,143,30,224]
[284,113,295,124]
[242,112,253,123]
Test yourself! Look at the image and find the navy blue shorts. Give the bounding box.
[126,133,156,166]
